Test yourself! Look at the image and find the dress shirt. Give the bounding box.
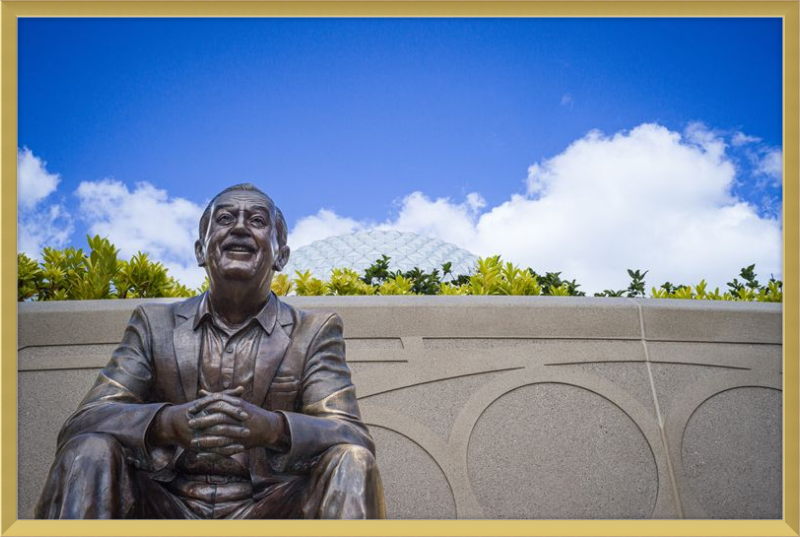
[176,293,278,478]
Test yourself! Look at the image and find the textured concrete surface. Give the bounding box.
[18,369,102,519]
[548,362,656,418]
[468,383,658,519]
[647,340,783,372]
[424,338,645,364]
[361,371,508,442]
[633,298,782,344]
[16,298,782,519]
[681,387,782,519]
[649,363,723,421]
[370,426,457,519]
[19,296,646,344]
[18,344,118,370]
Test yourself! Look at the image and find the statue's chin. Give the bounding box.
[212,264,272,287]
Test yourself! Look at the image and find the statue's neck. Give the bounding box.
[207,283,270,327]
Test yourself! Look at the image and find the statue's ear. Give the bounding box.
[195,240,206,267]
[274,245,290,272]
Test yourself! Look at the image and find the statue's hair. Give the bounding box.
[198,183,288,251]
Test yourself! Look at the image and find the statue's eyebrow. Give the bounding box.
[248,204,271,214]
[214,202,270,214]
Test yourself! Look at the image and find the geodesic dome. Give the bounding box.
[282,230,478,281]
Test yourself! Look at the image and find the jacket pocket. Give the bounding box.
[270,378,300,392]
[267,379,300,410]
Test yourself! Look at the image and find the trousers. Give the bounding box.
[35,433,386,519]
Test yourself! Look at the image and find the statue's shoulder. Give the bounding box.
[136,295,202,325]
[275,297,342,337]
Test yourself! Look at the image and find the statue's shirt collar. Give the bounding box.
[192,290,277,335]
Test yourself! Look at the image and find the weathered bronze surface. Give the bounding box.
[35,184,386,519]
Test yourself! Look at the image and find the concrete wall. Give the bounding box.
[17,297,782,519]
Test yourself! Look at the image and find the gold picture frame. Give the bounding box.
[2,2,797,536]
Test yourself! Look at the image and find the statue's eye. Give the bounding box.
[251,216,267,227]
[217,213,234,224]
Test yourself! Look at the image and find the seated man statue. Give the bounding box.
[36,183,386,519]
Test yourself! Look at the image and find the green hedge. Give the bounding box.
[18,236,782,303]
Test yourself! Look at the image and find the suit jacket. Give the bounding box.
[57,292,373,496]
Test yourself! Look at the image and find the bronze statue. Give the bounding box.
[35,183,386,519]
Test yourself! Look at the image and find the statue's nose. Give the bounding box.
[230,214,251,235]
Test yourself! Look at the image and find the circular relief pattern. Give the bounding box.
[682,387,781,519]
[370,426,456,519]
[468,383,657,519]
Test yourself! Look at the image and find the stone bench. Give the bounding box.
[17,296,782,519]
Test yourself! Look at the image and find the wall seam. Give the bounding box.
[629,298,685,519]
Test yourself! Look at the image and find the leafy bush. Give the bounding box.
[19,238,782,303]
[270,273,293,297]
[378,274,414,295]
[18,253,42,301]
[19,235,200,301]
[647,266,782,303]
[529,269,585,296]
[594,269,648,298]
[329,268,376,296]
[33,237,119,300]
[115,251,193,298]
[294,270,329,296]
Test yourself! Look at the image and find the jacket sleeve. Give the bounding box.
[57,305,170,469]
[274,313,374,472]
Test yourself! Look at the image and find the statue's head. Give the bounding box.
[195,183,290,289]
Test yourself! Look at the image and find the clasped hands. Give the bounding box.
[151,386,287,456]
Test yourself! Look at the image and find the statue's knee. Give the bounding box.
[324,444,376,470]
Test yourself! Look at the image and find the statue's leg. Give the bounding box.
[299,444,387,519]
[35,433,137,519]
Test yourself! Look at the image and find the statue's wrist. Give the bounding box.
[271,412,290,452]
[149,405,175,447]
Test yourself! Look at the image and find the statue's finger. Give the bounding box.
[188,392,222,413]
[208,444,246,456]
[188,412,239,429]
[191,435,237,449]
[199,400,248,420]
[190,393,245,415]
[223,386,245,396]
[201,424,251,438]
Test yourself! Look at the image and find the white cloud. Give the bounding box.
[18,204,74,259]
[17,148,73,258]
[560,94,573,107]
[377,191,484,247]
[684,122,726,161]
[754,148,783,183]
[483,123,780,292]
[288,122,782,293]
[76,179,207,288]
[731,131,761,147]
[288,209,365,249]
[18,147,60,209]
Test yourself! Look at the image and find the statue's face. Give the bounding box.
[196,190,281,285]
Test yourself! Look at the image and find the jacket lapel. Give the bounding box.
[251,298,292,408]
[251,327,291,409]
[173,295,202,403]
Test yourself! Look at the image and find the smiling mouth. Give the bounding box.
[223,244,257,254]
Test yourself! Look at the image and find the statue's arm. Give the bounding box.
[275,313,374,470]
[57,305,169,455]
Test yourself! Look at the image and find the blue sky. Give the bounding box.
[18,18,784,292]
